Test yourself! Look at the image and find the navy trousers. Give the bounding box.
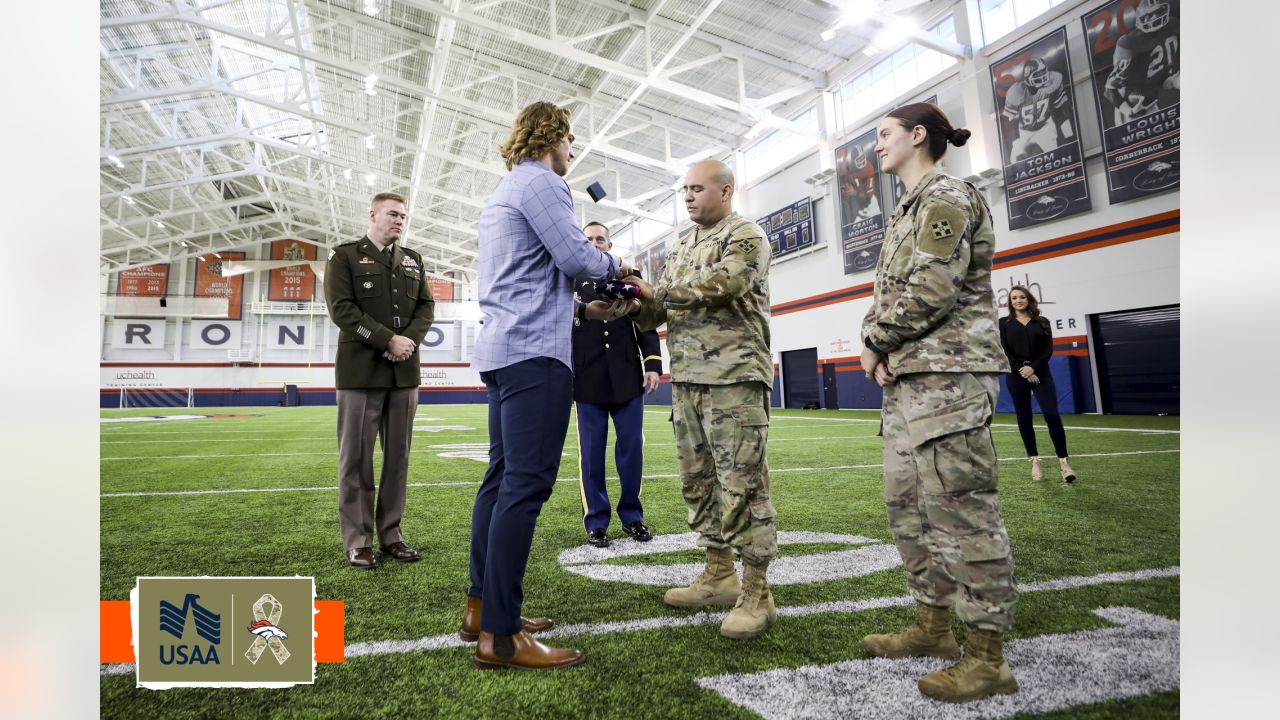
[469,357,573,635]
[1006,367,1069,458]
[575,394,645,532]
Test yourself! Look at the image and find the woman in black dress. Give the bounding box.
[998,286,1076,482]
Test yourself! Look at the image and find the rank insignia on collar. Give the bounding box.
[401,256,418,267]
[930,219,954,239]
[359,256,376,264]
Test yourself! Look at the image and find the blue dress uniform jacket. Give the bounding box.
[572,280,662,403]
[325,237,436,389]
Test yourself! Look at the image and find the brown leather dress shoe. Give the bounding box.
[379,541,421,562]
[474,630,584,670]
[459,595,554,642]
[347,547,378,569]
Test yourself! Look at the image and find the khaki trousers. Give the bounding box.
[337,387,418,550]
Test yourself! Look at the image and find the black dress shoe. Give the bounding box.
[347,547,379,569]
[379,541,421,562]
[622,521,653,542]
[586,529,609,548]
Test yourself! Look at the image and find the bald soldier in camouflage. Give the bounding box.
[860,103,1019,704]
[625,159,778,640]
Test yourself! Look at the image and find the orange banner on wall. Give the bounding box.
[117,264,170,297]
[194,251,246,320]
[428,270,454,303]
[268,240,317,301]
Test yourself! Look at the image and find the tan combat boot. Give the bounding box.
[1030,457,1044,481]
[863,602,961,660]
[719,561,777,639]
[663,547,741,608]
[917,627,1019,703]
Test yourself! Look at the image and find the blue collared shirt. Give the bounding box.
[473,159,617,372]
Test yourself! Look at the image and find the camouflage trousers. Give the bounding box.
[881,372,1018,632]
[671,381,778,566]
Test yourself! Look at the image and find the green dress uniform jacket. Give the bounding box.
[325,237,436,389]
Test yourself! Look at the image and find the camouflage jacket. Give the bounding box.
[860,170,1009,376]
[633,212,773,388]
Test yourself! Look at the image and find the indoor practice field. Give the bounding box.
[100,404,1179,719]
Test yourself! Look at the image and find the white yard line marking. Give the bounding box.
[101,449,1180,497]
[98,566,1179,676]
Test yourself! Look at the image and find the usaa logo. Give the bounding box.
[158,593,222,665]
[1025,194,1070,222]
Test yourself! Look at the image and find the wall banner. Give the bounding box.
[756,197,815,259]
[110,319,167,349]
[990,26,1092,229]
[189,320,243,350]
[835,127,886,275]
[1082,0,1180,203]
[194,252,246,320]
[117,264,170,298]
[268,240,316,301]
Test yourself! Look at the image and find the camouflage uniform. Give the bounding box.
[861,170,1017,632]
[634,212,777,566]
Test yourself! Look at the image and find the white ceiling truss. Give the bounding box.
[100,0,964,284]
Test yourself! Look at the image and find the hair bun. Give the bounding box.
[948,127,971,147]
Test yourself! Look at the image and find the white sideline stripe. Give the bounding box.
[101,449,1180,497]
[98,566,1179,676]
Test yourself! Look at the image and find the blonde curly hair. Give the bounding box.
[499,102,572,170]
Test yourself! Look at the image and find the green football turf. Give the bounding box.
[100,405,1179,719]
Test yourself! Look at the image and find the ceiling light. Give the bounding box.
[180,240,188,247]
[365,174,377,186]
[343,168,353,180]
[364,74,378,96]
[364,135,376,149]
[155,220,165,229]
[820,28,837,42]
[363,1,378,17]
[123,196,136,205]
[107,155,124,167]
[214,252,223,259]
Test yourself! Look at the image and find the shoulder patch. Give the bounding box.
[915,200,968,258]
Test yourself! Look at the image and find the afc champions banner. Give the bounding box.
[883,95,936,210]
[268,240,316,301]
[1083,0,1179,203]
[195,251,246,320]
[990,27,1092,229]
[117,263,170,297]
[835,127,886,275]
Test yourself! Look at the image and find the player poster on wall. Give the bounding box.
[884,95,937,211]
[835,128,885,275]
[989,27,1092,229]
[1082,0,1179,203]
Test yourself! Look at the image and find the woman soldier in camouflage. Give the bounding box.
[859,103,1020,704]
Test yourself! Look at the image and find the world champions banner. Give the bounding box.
[267,240,316,301]
[195,251,246,320]
[1083,0,1180,203]
[990,26,1092,229]
[835,127,886,275]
